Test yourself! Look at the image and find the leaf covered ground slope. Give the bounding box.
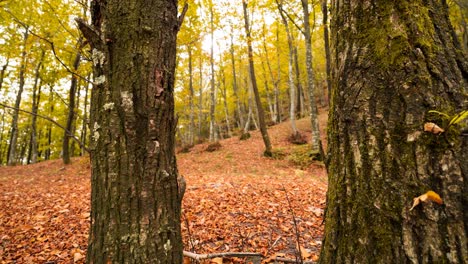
[0,116,327,263]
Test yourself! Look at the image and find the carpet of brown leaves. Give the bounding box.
[0,115,328,263]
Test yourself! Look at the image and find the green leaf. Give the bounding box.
[448,110,468,127]
[428,110,450,119]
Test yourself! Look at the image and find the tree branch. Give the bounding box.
[183,251,263,261]
[3,9,93,85]
[75,17,103,50]
[276,0,306,35]
[274,257,316,264]
[0,102,89,153]
[177,2,189,31]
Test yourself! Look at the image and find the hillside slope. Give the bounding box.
[0,116,327,263]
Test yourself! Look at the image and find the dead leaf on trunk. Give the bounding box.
[410,190,443,211]
[423,122,444,134]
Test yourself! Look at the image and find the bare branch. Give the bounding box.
[183,250,263,261]
[283,185,304,263]
[75,17,103,50]
[276,0,306,35]
[274,257,316,264]
[3,9,93,84]
[177,2,189,31]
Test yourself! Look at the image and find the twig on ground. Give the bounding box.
[282,185,304,264]
[183,251,263,261]
[183,212,196,253]
[274,257,316,264]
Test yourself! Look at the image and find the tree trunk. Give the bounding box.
[320,1,468,263]
[0,113,7,165]
[242,0,273,156]
[79,0,183,262]
[275,26,282,123]
[292,41,304,118]
[28,49,45,164]
[0,56,9,93]
[321,0,332,103]
[230,25,246,130]
[44,84,54,161]
[301,0,324,157]
[277,0,298,135]
[209,0,217,142]
[80,74,90,156]
[188,44,195,145]
[219,62,232,137]
[198,51,203,140]
[62,39,82,165]
[7,29,29,166]
[262,23,279,124]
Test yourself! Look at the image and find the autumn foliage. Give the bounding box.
[0,118,327,263]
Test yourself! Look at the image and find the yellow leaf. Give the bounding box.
[424,122,444,134]
[410,190,443,210]
[425,190,443,204]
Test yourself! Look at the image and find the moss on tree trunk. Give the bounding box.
[320,0,468,263]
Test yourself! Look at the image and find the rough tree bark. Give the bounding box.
[320,0,468,263]
[77,0,184,262]
[242,0,273,156]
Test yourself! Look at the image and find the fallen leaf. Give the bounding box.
[74,252,85,262]
[410,190,443,210]
[299,246,312,259]
[211,257,223,264]
[424,122,444,134]
[264,253,286,263]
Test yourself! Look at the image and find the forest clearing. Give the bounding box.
[0,116,328,263]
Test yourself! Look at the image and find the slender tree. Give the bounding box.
[301,0,324,157]
[277,0,299,136]
[321,0,332,101]
[7,28,29,166]
[27,49,45,164]
[242,0,273,156]
[208,0,217,142]
[77,0,185,262]
[229,22,246,130]
[320,0,468,263]
[62,38,83,164]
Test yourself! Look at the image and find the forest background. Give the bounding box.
[0,0,466,165]
[0,0,467,263]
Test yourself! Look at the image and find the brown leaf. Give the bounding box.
[211,257,223,264]
[74,252,85,262]
[299,246,312,259]
[424,122,444,134]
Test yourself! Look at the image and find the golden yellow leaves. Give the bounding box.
[410,191,443,211]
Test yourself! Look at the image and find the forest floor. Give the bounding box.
[0,111,328,264]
